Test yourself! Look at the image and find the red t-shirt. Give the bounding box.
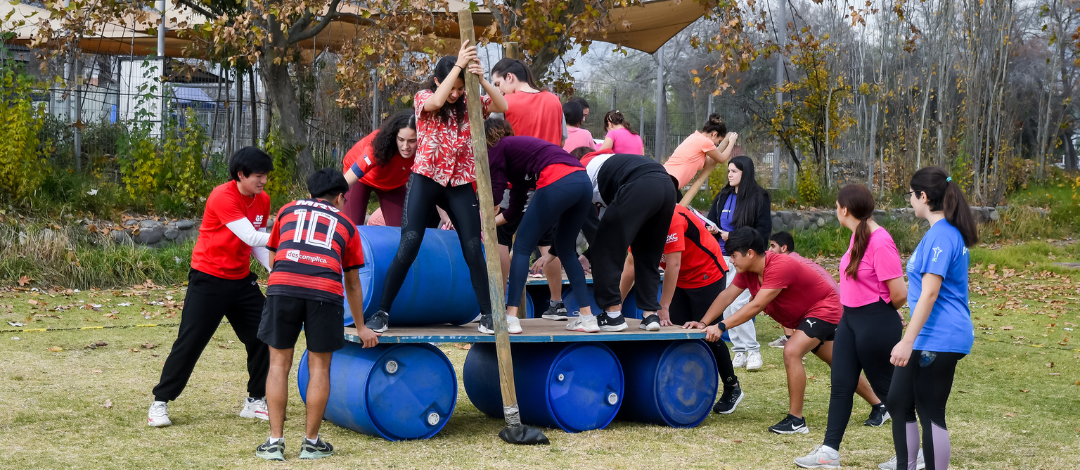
[412,89,491,187]
[536,163,585,188]
[732,251,843,328]
[190,182,271,280]
[266,199,365,303]
[341,131,412,191]
[504,91,563,146]
[662,205,728,289]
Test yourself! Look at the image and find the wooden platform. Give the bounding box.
[524,273,662,286]
[345,318,705,344]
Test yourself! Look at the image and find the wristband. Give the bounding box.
[717,322,728,332]
[453,64,463,70]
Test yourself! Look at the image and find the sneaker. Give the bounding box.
[639,314,661,331]
[542,302,568,321]
[746,351,763,371]
[865,405,890,427]
[878,450,926,470]
[769,414,809,434]
[478,314,494,334]
[147,401,172,427]
[712,385,743,414]
[597,313,628,332]
[255,440,285,461]
[240,397,269,420]
[731,351,748,368]
[299,437,334,460]
[506,316,522,334]
[794,445,841,469]
[566,315,600,333]
[768,335,789,348]
[365,310,389,333]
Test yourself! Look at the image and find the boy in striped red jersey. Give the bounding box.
[255,169,379,461]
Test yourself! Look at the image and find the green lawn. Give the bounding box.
[1,259,1079,469]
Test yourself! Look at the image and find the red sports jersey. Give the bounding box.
[190,182,271,280]
[341,131,413,191]
[662,205,728,289]
[266,199,365,303]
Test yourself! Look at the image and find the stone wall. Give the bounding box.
[105,219,201,248]
[770,206,1047,233]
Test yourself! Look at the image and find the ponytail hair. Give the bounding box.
[484,117,515,148]
[604,110,638,135]
[491,58,541,90]
[420,56,467,126]
[701,113,727,135]
[837,184,876,280]
[910,166,979,247]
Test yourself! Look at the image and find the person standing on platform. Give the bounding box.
[664,114,737,187]
[483,120,594,334]
[687,227,882,435]
[706,155,771,371]
[597,110,645,155]
[341,110,418,227]
[795,185,906,468]
[255,169,380,461]
[363,42,508,335]
[147,147,274,428]
[562,101,596,153]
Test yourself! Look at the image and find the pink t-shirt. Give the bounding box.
[563,126,596,153]
[604,127,645,155]
[838,228,905,307]
[664,132,717,187]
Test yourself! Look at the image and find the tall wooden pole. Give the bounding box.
[503,42,530,312]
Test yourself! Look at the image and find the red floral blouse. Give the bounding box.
[411,89,492,187]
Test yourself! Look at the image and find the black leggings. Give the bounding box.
[670,281,738,390]
[506,172,593,310]
[379,173,491,316]
[592,174,676,311]
[888,350,965,470]
[823,300,903,449]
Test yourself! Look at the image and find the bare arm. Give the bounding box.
[885,276,908,310]
[684,282,745,329]
[705,132,737,165]
[344,272,379,347]
[657,252,681,326]
[891,273,942,367]
[703,288,780,341]
[424,41,475,112]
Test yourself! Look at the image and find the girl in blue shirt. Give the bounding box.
[884,166,978,470]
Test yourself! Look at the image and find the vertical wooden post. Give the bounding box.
[504,42,520,60]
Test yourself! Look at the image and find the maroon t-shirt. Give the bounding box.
[732,252,843,328]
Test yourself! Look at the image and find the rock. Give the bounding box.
[816,217,826,227]
[164,227,180,240]
[873,209,887,220]
[772,216,783,231]
[779,211,792,224]
[135,227,164,245]
[794,219,807,231]
[176,220,195,230]
[112,230,132,244]
[988,208,1000,222]
[124,219,138,227]
[139,220,163,229]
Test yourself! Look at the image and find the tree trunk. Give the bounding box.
[260,54,314,177]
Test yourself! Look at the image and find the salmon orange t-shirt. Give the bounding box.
[664,132,717,187]
[504,91,563,145]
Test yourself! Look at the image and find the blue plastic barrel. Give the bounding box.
[343,226,481,327]
[462,342,623,433]
[608,340,718,428]
[562,285,599,318]
[297,342,457,440]
[619,286,664,320]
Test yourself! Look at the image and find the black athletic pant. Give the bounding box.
[669,280,739,390]
[153,269,269,402]
[592,174,676,311]
[823,300,902,449]
[888,350,965,470]
[380,173,492,316]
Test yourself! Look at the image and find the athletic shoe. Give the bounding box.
[769,414,809,434]
[506,316,522,334]
[299,438,334,460]
[365,310,389,333]
[878,450,926,470]
[597,313,629,332]
[542,302,568,321]
[712,385,743,414]
[639,314,661,331]
[256,440,285,461]
[478,314,494,334]
[240,397,269,420]
[746,351,763,371]
[768,335,789,348]
[731,352,748,368]
[566,315,600,333]
[865,405,890,427]
[147,401,172,427]
[794,445,841,469]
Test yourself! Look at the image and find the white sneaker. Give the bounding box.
[147,401,172,427]
[879,449,926,470]
[794,445,840,469]
[731,352,748,368]
[506,316,523,334]
[768,335,789,348]
[746,350,763,371]
[566,315,600,333]
[240,397,269,420]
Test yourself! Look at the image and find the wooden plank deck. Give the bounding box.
[345,318,705,344]
[524,273,663,286]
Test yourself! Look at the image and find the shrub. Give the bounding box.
[0,67,49,202]
[796,162,821,205]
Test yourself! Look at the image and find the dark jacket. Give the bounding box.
[707,190,772,255]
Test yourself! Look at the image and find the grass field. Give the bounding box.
[1,250,1079,469]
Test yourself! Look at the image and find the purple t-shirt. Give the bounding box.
[605,127,645,155]
[839,228,905,307]
[489,136,584,223]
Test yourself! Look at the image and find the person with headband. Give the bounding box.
[597,110,644,155]
[664,114,738,187]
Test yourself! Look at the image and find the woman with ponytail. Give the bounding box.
[883,166,976,470]
[795,184,907,468]
[598,110,644,155]
[664,114,738,187]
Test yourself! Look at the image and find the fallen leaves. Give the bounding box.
[86,340,107,349]
[17,276,32,287]
[102,399,112,409]
[141,343,156,349]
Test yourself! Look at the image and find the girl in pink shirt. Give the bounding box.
[562,101,595,152]
[598,110,644,155]
[664,114,738,187]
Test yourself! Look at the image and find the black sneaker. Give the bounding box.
[477,314,494,334]
[255,440,285,461]
[542,302,568,321]
[364,310,389,333]
[769,414,809,434]
[864,404,890,427]
[298,438,333,460]
[639,314,661,331]
[713,385,743,414]
[597,313,628,332]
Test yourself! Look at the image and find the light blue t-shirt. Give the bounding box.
[906,219,974,354]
